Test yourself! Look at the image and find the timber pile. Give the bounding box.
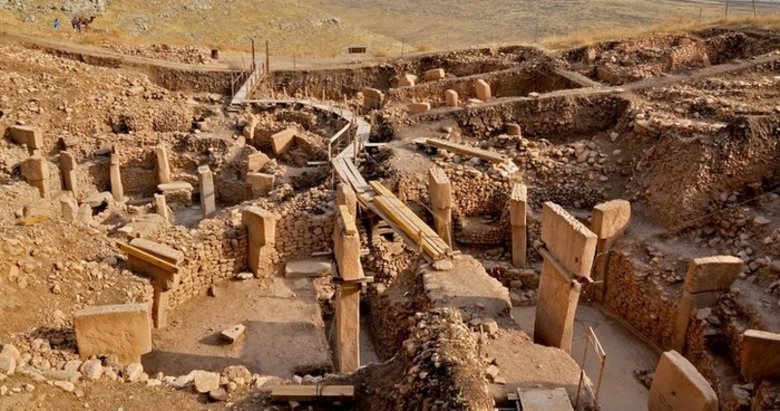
[369,181,450,260]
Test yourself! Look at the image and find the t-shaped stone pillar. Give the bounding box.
[336,183,357,224]
[109,149,124,202]
[428,167,452,248]
[590,199,631,299]
[60,151,80,200]
[197,165,216,218]
[155,145,171,184]
[648,350,718,411]
[444,89,459,107]
[508,183,527,268]
[242,207,277,278]
[534,202,597,354]
[20,154,50,199]
[672,256,742,352]
[333,203,362,374]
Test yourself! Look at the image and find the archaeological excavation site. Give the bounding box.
[2,23,780,411]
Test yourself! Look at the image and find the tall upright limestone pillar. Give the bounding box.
[336,183,357,224]
[672,256,742,352]
[155,145,171,184]
[428,167,452,248]
[154,193,170,224]
[109,149,124,202]
[333,203,362,374]
[533,202,597,354]
[20,154,50,199]
[590,199,631,299]
[197,165,216,218]
[508,183,527,268]
[242,207,277,278]
[60,151,80,200]
[336,283,360,374]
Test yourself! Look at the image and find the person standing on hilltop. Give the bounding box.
[53,18,60,30]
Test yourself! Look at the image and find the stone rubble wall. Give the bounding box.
[151,217,248,310]
[603,249,679,348]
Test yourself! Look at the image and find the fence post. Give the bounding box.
[725,2,729,19]
[753,0,758,18]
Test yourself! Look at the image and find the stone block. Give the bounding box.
[444,89,459,107]
[592,199,631,239]
[393,73,417,87]
[73,303,152,365]
[271,128,296,155]
[362,87,384,110]
[506,123,522,136]
[475,79,492,101]
[130,238,184,265]
[509,184,527,227]
[158,182,193,193]
[541,202,597,278]
[247,152,270,172]
[110,153,124,202]
[408,102,431,114]
[60,193,78,222]
[154,194,169,223]
[740,329,780,380]
[220,324,246,344]
[285,259,334,278]
[683,256,743,293]
[246,172,275,197]
[424,68,446,81]
[648,351,718,411]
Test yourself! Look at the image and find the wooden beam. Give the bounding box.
[425,138,506,163]
[270,385,355,402]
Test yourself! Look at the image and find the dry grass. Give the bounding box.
[2,0,780,58]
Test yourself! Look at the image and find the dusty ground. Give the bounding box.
[144,277,332,378]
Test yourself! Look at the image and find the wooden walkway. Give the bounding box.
[244,97,451,260]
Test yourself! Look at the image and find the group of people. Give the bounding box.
[52,16,95,33]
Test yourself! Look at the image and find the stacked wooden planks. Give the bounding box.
[425,138,506,163]
[368,181,450,260]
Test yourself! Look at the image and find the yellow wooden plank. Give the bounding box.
[426,138,506,163]
[271,385,354,402]
[373,196,441,258]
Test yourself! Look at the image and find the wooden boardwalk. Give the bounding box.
[244,97,450,260]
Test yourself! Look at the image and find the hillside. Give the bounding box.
[2,0,780,57]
